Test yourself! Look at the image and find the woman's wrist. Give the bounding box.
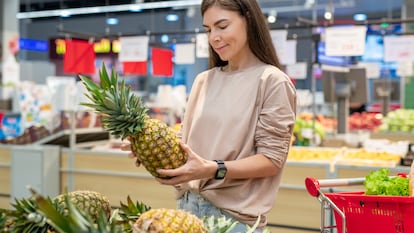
[205,159,219,179]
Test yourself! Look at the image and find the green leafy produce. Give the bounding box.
[364,168,409,196]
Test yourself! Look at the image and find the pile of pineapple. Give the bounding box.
[0,189,267,233]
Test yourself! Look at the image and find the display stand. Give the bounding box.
[335,82,351,134]
[373,78,394,116]
[11,145,60,200]
[322,67,368,134]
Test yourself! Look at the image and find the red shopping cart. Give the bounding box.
[305,176,414,233]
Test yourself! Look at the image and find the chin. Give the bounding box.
[218,54,229,61]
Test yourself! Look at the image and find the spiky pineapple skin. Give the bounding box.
[54,190,112,221]
[132,208,206,233]
[130,118,187,178]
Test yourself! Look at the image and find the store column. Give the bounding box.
[0,0,19,100]
[402,0,414,108]
[404,0,414,33]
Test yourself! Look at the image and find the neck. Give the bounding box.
[225,56,261,72]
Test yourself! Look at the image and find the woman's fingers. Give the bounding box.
[135,158,141,167]
[120,143,131,151]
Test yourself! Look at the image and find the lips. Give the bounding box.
[214,45,228,53]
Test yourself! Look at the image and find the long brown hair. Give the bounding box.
[201,0,282,69]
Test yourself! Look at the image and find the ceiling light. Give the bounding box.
[353,13,367,21]
[267,9,277,24]
[106,17,119,25]
[129,5,142,12]
[16,0,201,19]
[161,34,169,43]
[166,14,179,22]
[324,11,333,20]
[304,0,315,9]
[267,15,276,23]
[59,10,71,17]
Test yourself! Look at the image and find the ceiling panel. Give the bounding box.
[18,0,404,21]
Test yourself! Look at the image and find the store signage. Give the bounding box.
[384,35,414,62]
[118,36,149,62]
[49,38,120,58]
[19,38,48,52]
[325,26,367,57]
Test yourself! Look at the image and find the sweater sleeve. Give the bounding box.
[255,70,297,168]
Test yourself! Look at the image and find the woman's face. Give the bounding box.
[202,5,249,63]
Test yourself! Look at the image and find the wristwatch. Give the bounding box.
[214,160,227,179]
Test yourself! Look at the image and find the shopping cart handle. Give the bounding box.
[305,177,366,197]
[305,177,321,197]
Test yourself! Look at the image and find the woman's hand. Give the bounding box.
[120,138,141,167]
[155,142,216,186]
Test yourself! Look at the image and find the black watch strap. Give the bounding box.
[214,160,227,179]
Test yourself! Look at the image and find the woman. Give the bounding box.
[129,0,296,231]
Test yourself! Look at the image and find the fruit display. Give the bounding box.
[293,112,327,146]
[53,190,112,220]
[132,208,206,233]
[336,148,402,167]
[1,190,113,233]
[0,189,269,233]
[287,146,403,167]
[287,147,342,162]
[80,64,187,178]
[378,109,414,133]
[348,112,383,131]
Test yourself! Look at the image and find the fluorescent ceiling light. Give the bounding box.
[59,10,71,17]
[129,5,142,12]
[16,0,202,19]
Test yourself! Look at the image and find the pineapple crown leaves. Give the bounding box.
[116,196,151,233]
[79,63,148,139]
[203,214,271,233]
[0,212,6,229]
[2,195,54,233]
[202,215,238,233]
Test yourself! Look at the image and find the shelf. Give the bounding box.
[370,132,414,143]
[33,127,110,148]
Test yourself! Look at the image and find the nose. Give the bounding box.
[208,30,221,43]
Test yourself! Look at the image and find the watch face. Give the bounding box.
[217,169,226,178]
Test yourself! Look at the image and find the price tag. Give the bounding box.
[325,26,366,56]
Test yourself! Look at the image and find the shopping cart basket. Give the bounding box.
[305,176,414,233]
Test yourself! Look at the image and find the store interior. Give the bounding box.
[1,0,414,232]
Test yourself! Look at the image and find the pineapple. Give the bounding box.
[54,190,112,221]
[132,208,207,233]
[79,64,187,178]
[33,190,121,233]
[3,188,269,233]
[1,189,112,233]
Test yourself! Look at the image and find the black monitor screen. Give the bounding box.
[372,79,400,102]
[322,67,369,104]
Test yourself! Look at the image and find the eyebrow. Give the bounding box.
[202,18,229,28]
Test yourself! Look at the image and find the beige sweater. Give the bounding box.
[176,62,297,226]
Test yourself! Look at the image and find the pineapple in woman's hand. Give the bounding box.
[79,64,187,178]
